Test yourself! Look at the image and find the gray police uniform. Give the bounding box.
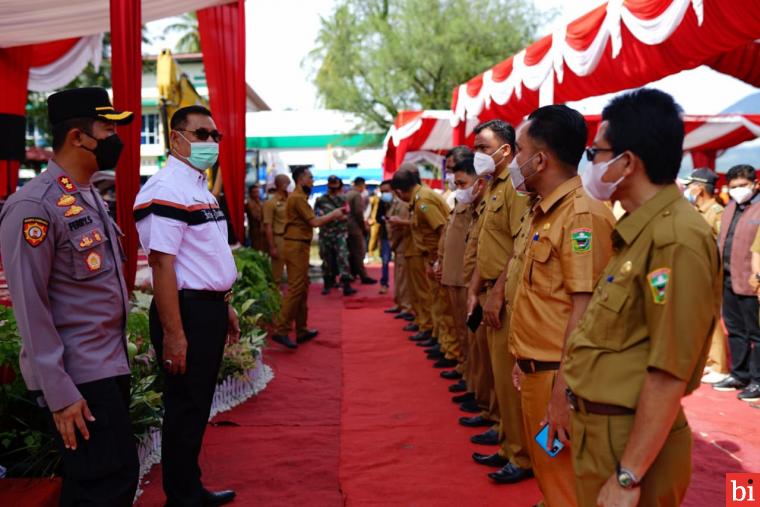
[0,160,138,505]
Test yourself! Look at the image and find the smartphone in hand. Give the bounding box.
[466,304,483,332]
[535,423,564,457]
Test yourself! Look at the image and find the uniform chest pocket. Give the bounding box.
[484,195,507,231]
[526,238,553,293]
[68,227,110,280]
[594,282,629,349]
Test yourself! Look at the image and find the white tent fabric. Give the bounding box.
[0,0,232,48]
[28,35,103,92]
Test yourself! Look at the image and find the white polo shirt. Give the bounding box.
[133,156,238,291]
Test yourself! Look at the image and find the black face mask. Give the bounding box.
[81,132,124,171]
[302,185,313,195]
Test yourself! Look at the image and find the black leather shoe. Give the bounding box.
[459,415,496,428]
[271,334,297,349]
[472,452,509,468]
[713,375,748,392]
[452,392,475,403]
[417,338,438,347]
[410,331,431,341]
[385,306,401,314]
[403,323,419,332]
[394,311,412,320]
[738,382,760,401]
[427,351,445,360]
[403,313,416,321]
[361,277,378,285]
[202,489,236,506]
[434,358,458,369]
[449,381,467,393]
[488,463,534,484]
[471,428,499,445]
[296,329,319,344]
[440,370,462,380]
[460,400,480,413]
[321,286,331,295]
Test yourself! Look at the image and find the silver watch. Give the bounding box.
[616,463,640,489]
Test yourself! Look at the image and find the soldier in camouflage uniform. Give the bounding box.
[315,175,357,296]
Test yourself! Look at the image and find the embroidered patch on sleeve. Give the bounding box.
[571,227,592,253]
[23,218,49,247]
[647,268,671,305]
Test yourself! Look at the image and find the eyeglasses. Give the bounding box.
[176,128,223,143]
[585,147,615,161]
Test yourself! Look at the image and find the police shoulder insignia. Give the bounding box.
[57,176,77,193]
[23,217,49,247]
[85,251,102,272]
[647,268,671,305]
[64,205,84,217]
[570,227,592,253]
[57,194,76,207]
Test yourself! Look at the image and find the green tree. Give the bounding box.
[306,0,548,131]
[165,12,200,54]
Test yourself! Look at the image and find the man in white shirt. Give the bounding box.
[134,105,239,507]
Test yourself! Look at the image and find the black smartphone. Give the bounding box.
[467,304,483,332]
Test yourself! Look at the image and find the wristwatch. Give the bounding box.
[616,463,640,489]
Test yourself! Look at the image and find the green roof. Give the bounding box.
[246,133,384,149]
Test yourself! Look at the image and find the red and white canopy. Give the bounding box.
[451,0,760,135]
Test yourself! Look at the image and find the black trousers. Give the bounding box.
[40,375,138,507]
[722,278,760,384]
[150,297,228,507]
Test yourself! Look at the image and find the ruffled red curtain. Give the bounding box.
[110,0,142,291]
[198,0,246,243]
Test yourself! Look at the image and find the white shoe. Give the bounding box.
[701,371,729,384]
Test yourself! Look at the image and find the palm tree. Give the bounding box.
[165,12,200,53]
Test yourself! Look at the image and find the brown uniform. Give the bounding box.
[246,198,264,251]
[563,185,720,506]
[262,193,288,281]
[440,201,472,364]
[274,188,315,336]
[476,168,529,466]
[346,188,369,279]
[698,198,729,374]
[509,177,615,507]
[389,198,413,313]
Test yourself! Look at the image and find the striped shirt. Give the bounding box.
[133,156,237,291]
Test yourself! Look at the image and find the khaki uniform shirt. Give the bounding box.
[563,185,721,409]
[283,188,316,241]
[698,197,723,238]
[463,201,486,283]
[509,177,615,361]
[440,201,472,287]
[388,197,411,254]
[262,193,287,235]
[410,185,448,259]
[477,169,529,280]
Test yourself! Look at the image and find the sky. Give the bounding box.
[147,0,758,114]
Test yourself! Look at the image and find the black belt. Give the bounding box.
[517,359,560,374]
[179,289,232,304]
[566,389,635,416]
[284,237,311,244]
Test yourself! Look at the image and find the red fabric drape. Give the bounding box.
[110,0,142,291]
[198,0,247,243]
[691,150,717,169]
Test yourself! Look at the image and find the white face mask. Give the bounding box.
[508,153,540,194]
[683,187,697,204]
[445,173,456,192]
[473,144,506,176]
[729,186,754,204]
[581,154,625,201]
[454,182,477,204]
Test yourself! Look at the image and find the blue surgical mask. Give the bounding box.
[177,131,219,170]
[381,192,393,203]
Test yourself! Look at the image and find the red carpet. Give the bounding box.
[135,265,760,506]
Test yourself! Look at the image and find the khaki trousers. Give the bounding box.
[393,252,413,312]
[571,409,691,507]
[271,235,285,283]
[446,286,468,367]
[432,284,459,360]
[472,325,498,421]
[481,287,531,468]
[407,255,433,333]
[706,319,729,374]
[520,370,577,507]
[274,240,310,335]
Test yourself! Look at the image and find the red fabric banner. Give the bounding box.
[110,0,142,291]
[198,0,247,243]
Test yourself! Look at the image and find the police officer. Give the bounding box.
[465,120,532,484]
[134,105,239,506]
[262,173,290,283]
[564,89,720,506]
[508,105,615,506]
[271,167,347,349]
[684,168,730,384]
[0,87,138,506]
[314,175,356,296]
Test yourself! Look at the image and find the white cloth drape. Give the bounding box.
[28,35,103,92]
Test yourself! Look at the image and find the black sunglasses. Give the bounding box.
[177,128,223,143]
[585,147,615,162]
